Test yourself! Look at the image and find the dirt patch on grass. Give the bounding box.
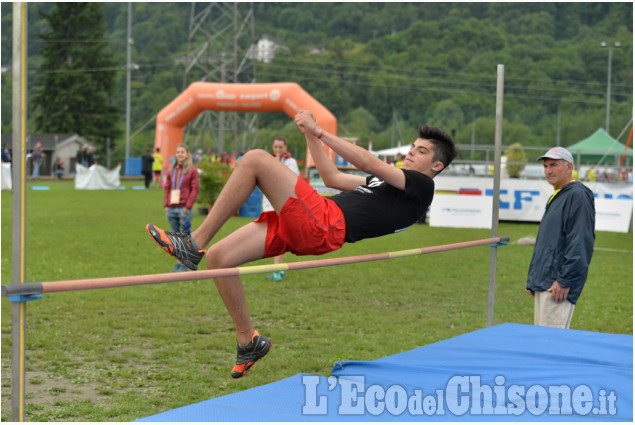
[1,346,159,421]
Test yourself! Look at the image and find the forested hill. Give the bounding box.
[1,3,632,160]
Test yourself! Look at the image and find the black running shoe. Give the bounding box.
[231,330,272,379]
[146,223,206,270]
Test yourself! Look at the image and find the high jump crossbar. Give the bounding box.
[2,236,509,298]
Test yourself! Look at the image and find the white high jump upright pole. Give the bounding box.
[487,64,504,327]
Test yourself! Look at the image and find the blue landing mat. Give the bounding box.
[138,323,632,422]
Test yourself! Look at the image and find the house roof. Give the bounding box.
[1,134,93,151]
[258,35,285,46]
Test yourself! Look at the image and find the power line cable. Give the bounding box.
[270,57,633,89]
[255,71,609,105]
[261,62,631,97]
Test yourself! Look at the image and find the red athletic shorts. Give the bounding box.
[254,177,346,257]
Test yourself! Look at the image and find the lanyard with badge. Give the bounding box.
[170,167,184,205]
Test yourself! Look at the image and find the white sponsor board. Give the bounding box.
[594,199,633,233]
[434,177,551,222]
[429,195,492,229]
[432,176,633,232]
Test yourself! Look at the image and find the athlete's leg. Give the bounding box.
[206,220,268,345]
[191,149,299,249]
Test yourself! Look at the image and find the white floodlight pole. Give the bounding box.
[601,41,621,134]
[125,2,132,174]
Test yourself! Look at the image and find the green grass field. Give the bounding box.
[1,179,632,421]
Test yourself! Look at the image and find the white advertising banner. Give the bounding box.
[434,177,550,222]
[429,194,492,229]
[434,176,633,225]
[594,199,633,233]
[430,176,633,232]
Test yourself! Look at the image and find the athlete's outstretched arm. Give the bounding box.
[295,110,406,190]
[305,133,365,191]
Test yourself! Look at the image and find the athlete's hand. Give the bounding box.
[294,110,320,136]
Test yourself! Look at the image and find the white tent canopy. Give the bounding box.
[1,162,11,190]
[74,164,120,190]
[370,146,410,158]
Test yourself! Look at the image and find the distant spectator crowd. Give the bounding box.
[190,148,247,168]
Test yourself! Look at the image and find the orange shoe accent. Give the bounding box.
[145,224,174,255]
[231,362,257,378]
[231,329,272,379]
[156,227,175,254]
[232,364,246,375]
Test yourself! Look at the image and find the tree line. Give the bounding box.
[1,2,632,165]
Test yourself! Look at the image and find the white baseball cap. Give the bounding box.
[537,147,573,163]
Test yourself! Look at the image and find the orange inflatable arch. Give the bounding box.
[154,82,337,166]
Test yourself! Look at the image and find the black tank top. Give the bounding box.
[330,169,434,243]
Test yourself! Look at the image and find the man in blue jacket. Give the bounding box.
[525,147,595,329]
